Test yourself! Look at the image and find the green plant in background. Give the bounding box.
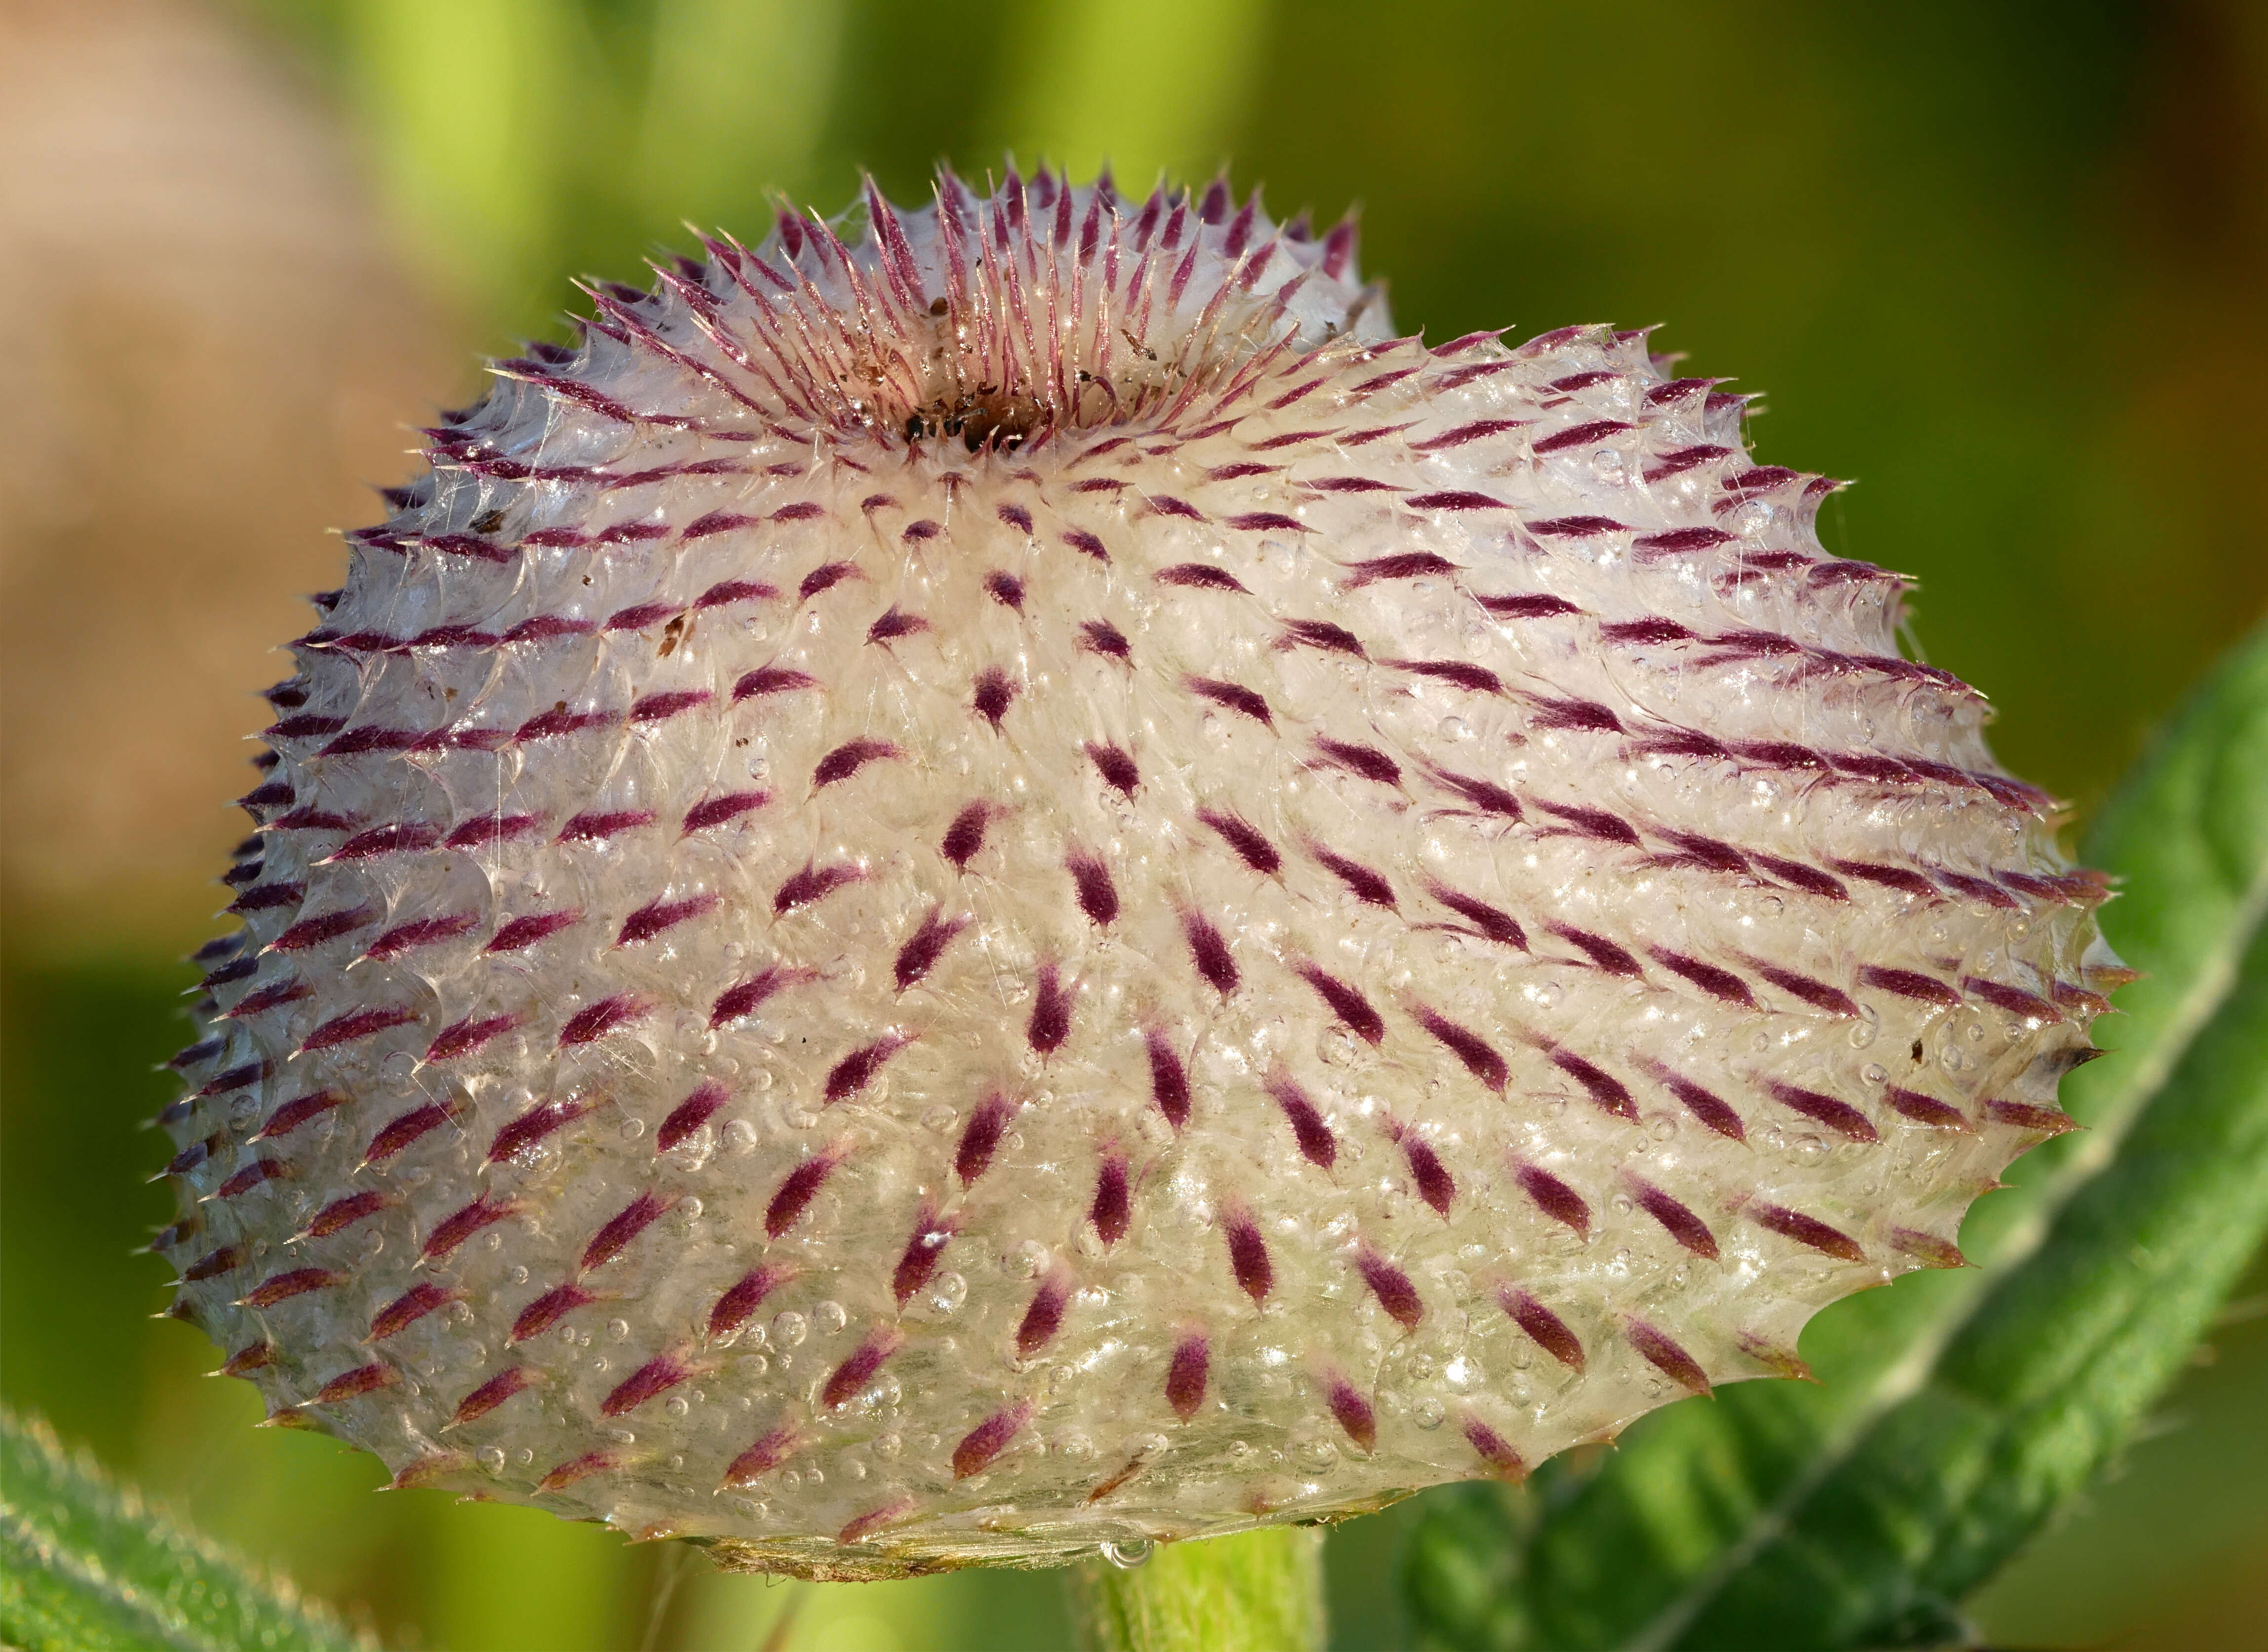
[7,3,2266,1650]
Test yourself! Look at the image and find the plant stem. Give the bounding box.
[1069,1528,1327,1652]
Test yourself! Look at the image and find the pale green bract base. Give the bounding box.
[1070,1528,1326,1652]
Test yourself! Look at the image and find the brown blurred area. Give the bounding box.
[0,0,462,960]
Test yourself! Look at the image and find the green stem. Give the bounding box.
[1069,1528,1327,1652]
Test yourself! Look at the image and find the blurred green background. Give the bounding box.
[3,0,2265,1646]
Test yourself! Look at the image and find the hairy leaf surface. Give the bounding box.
[0,1406,366,1652]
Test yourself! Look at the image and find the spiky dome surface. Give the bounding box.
[156,169,2120,1579]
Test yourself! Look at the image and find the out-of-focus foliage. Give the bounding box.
[1405,623,2268,1648]
[0,1406,367,1652]
[4,0,2264,1648]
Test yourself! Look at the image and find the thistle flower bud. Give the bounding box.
[155,169,2117,1579]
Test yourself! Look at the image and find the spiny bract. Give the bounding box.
[156,169,2120,1580]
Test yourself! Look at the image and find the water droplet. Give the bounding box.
[667,1127,717,1172]
[478,1446,506,1474]
[874,1432,902,1460]
[509,1265,529,1285]
[930,1272,968,1314]
[771,1312,807,1348]
[608,1318,631,1341]
[722,1119,758,1156]
[1101,1539,1154,1569]
[1437,716,1472,741]
[1414,1397,1446,1430]
[814,1300,848,1334]
[922,1105,958,1133]
[1296,1437,1340,1473]
[1862,1063,1889,1085]
[666,1396,690,1418]
[620,1118,647,1142]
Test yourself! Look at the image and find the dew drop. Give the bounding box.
[478,1446,506,1474]
[722,1119,758,1156]
[1296,1437,1340,1473]
[771,1311,807,1348]
[814,1300,848,1334]
[620,1118,647,1142]
[930,1272,968,1314]
[1414,1397,1446,1430]
[1101,1539,1154,1569]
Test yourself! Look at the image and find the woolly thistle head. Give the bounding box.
[156,168,2121,1580]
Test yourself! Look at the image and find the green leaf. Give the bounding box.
[1402,621,2268,1651]
[1069,1528,1325,1652]
[0,1405,370,1652]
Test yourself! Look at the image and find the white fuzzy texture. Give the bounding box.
[158,173,2114,1579]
